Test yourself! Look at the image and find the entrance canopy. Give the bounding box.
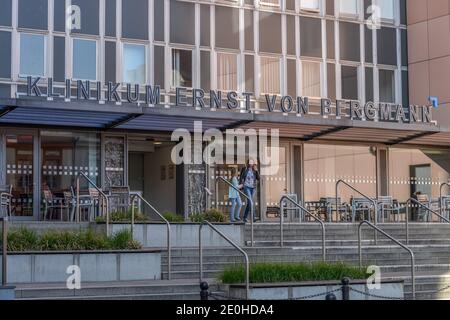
[0,98,448,147]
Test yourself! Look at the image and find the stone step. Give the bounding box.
[248,239,450,246]
[14,279,217,300]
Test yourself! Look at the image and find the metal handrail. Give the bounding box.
[199,220,250,300]
[131,194,172,280]
[76,172,110,235]
[215,177,254,247]
[439,182,450,218]
[403,198,450,245]
[358,220,415,300]
[1,217,7,286]
[336,179,378,244]
[279,196,326,261]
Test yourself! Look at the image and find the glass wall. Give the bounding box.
[304,144,377,202]
[40,131,100,193]
[389,148,450,202]
[5,134,34,217]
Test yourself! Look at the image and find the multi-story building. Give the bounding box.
[0,0,449,222]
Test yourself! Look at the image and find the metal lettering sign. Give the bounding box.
[23,77,435,125]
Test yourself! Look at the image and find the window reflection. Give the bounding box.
[304,144,377,202]
[41,131,100,193]
[389,148,450,202]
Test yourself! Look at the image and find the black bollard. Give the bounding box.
[326,293,337,300]
[200,281,209,300]
[341,277,350,301]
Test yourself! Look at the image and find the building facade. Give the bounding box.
[407,0,450,126]
[0,0,450,222]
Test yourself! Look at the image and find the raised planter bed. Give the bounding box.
[1,250,161,284]
[108,223,245,248]
[222,280,404,300]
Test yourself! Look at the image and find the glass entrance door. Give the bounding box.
[261,143,290,221]
[5,133,37,219]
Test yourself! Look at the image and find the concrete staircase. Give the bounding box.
[13,223,450,300]
[14,279,219,300]
[158,223,450,300]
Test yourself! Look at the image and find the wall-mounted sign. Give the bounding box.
[23,77,435,125]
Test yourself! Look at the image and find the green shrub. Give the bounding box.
[3,228,142,252]
[163,212,185,223]
[95,208,148,223]
[203,209,227,222]
[220,262,369,284]
[188,209,227,223]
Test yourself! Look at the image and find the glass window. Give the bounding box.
[302,61,321,97]
[304,144,377,203]
[217,52,238,91]
[105,0,116,37]
[0,31,11,79]
[287,15,296,56]
[259,11,282,53]
[245,55,254,93]
[41,131,100,195]
[300,17,322,58]
[0,0,12,27]
[260,56,281,95]
[402,70,409,107]
[123,44,146,84]
[172,49,192,88]
[154,46,165,89]
[326,0,335,15]
[340,22,360,62]
[378,0,395,20]
[300,0,320,11]
[200,4,210,47]
[215,6,239,50]
[327,63,336,100]
[6,134,34,217]
[18,0,47,30]
[341,65,358,100]
[260,0,280,7]
[401,29,408,67]
[365,28,373,63]
[53,36,65,82]
[365,67,374,102]
[72,39,97,81]
[379,69,395,103]
[122,0,148,40]
[377,27,397,66]
[71,0,99,35]
[54,0,66,32]
[20,33,45,77]
[339,0,358,15]
[286,0,296,11]
[244,10,254,51]
[105,41,116,83]
[287,59,297,97]
[154,0,164,41]
[201,51,211,91]
[389,148,450,207]
[326,21,335,59]
[170,0,195,45]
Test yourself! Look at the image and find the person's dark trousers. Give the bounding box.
[243,186,255,222]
